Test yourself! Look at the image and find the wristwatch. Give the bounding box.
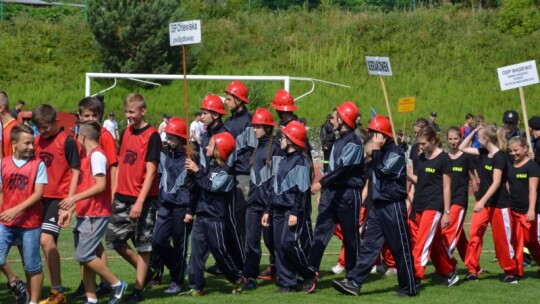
[444,210,450,215]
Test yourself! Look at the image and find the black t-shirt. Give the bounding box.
[476,148,509,208]
[409,143,420,174]
[414,151,452,212]
[508,159,540,214]
[534,138,540,167]
[450,152,475,207]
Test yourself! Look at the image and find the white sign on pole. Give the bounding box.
[497,60,539,91]
[365,56,393,76]
[169,20,201,46]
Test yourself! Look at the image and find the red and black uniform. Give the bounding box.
[0,156,42,228]
[411,151,454,280]
[35,129,80,237]
[76,148,111,217]
[441,152,475,265]
[464,149,517,277]
[508,159,540,276]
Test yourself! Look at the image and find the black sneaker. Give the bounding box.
[7,277,29,304]
[502,275,518,284]
[464,273,478,281]
[96,281,112,296]
[205,264,223,276]
[244,278,257,290]
[69,280,86,299]
[124,289,144,303]
[143,267,156,290]
[444,271,460,287]
[332,278,359,296]
[302,272,319,294]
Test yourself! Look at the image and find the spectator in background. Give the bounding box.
[397,130,408,153]
[529,116,540,166]
[103,112,119,140]
[158,114,170,145]
[10,100,24,120]
[319,114,335,173]
[0,90,18,157]
[472,114,484,148]
[428,112,440,133]
[355,113,363,132]
[502,110,520,140]
[460,113,475,138]
[190,112,203,152]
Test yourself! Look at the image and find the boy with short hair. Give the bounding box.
[32,104,81,304]
[0,124,48,304]
[106,93,161,302]
[58,121,127,304]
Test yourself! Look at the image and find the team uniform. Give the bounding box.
[106,124,161,253]
[244,136,281,281]
[507,159,540,276]
[186,160,243,292]
[35,129,80,239]
[442,152,475,264]
[2,118,17,157]
[270,150,317,290]
[0,156,47,275]
[152,145,196,288]
[464,149,518,278]
[309,129,364,273]
[411,152,454,280]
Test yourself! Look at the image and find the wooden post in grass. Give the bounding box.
[366,56,397,144]
[497,60,539,149]
[169,20,202,158]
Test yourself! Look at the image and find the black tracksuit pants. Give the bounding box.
[243,205,275,279]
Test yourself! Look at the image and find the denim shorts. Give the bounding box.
[0,224,42,274]
[74,217,109,263]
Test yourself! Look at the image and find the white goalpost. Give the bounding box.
[84,73,350,100]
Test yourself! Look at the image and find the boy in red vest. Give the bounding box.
[58,121,127,304]
[106,93,161,302]
[0,124,48,304]
[32,104,81,304]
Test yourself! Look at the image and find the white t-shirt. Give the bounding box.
[190,120,201,141]
[91,151,108,177]
[103,119,118,139]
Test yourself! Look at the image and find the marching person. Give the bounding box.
[309,101,364,280]
[261,121,318,294]
[332,115,416,297]
[459,125,518,283]
[319,114,335,174]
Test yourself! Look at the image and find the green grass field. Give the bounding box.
[2,195,539,303]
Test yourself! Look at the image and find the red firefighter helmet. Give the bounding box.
[282,120,306,148]
[213,132,236,161]
[200,94,226,115]
[367,115,393,138]
[224,81,249,103]
[164,117,188,139]
[336,101,358,129]
[270,89,297,112]
[252,108,276,127]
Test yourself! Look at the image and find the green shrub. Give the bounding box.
[496,0,540,36]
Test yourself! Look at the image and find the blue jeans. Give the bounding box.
[0,224,42,274]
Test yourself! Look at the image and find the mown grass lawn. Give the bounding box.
[2,196,539,303]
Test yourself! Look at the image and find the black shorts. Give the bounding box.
[41,198,61,238]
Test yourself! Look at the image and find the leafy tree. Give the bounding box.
[496,0,540,36]
[87,0,190,75]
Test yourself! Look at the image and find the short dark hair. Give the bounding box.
[78,97,102,115]
[16,100,25,106]
[78,120,102,141]
[11,123,34,142]
[465,113,474,120]
[413,117,429,128]
[31,104,57,126]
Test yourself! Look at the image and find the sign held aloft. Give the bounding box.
[497,60,539,91]
[398,97,416,113]
[169,20,201,46]
[365,56,393,76]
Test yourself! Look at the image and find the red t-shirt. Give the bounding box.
[117,124,159,198]
[0,156,42,228]
[76,148,111,217]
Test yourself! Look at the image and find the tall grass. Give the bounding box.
[0,5,539,131]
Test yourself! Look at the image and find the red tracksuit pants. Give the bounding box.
[511,212,540,276]
[441,204,469,264]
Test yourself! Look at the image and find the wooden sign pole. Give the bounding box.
[182,45,191,158]
[518,86,533,149]
[380,75,397,144]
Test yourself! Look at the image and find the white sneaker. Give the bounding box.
[385,267,398,276]
[370,264,385,274]
[331,264,345,274]
[164,282,181,294]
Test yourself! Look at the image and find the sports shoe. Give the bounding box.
[164,282,181,294]
[502,275,518,284]
[464,273,478,281]
[69,281,86,299]
[232,276,246,294]
[258,264,276,280]
[152,268,163,286]
[97,281,112,296]
[123,289,144,303]
[7,277,29,304]
[108,281,128,304]
[370,264,385,274]
[39,289,67,304]
[332,278,359,296]
[302,272,319,294]
[244,278,257,290]
[444,271,460,287]
[180,289,204,297]
[331,264,345,274]
[385,267,397,276]
[143,267,156,290]
[205,264,224,276]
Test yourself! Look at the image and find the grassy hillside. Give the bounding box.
[0,4,539,131]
